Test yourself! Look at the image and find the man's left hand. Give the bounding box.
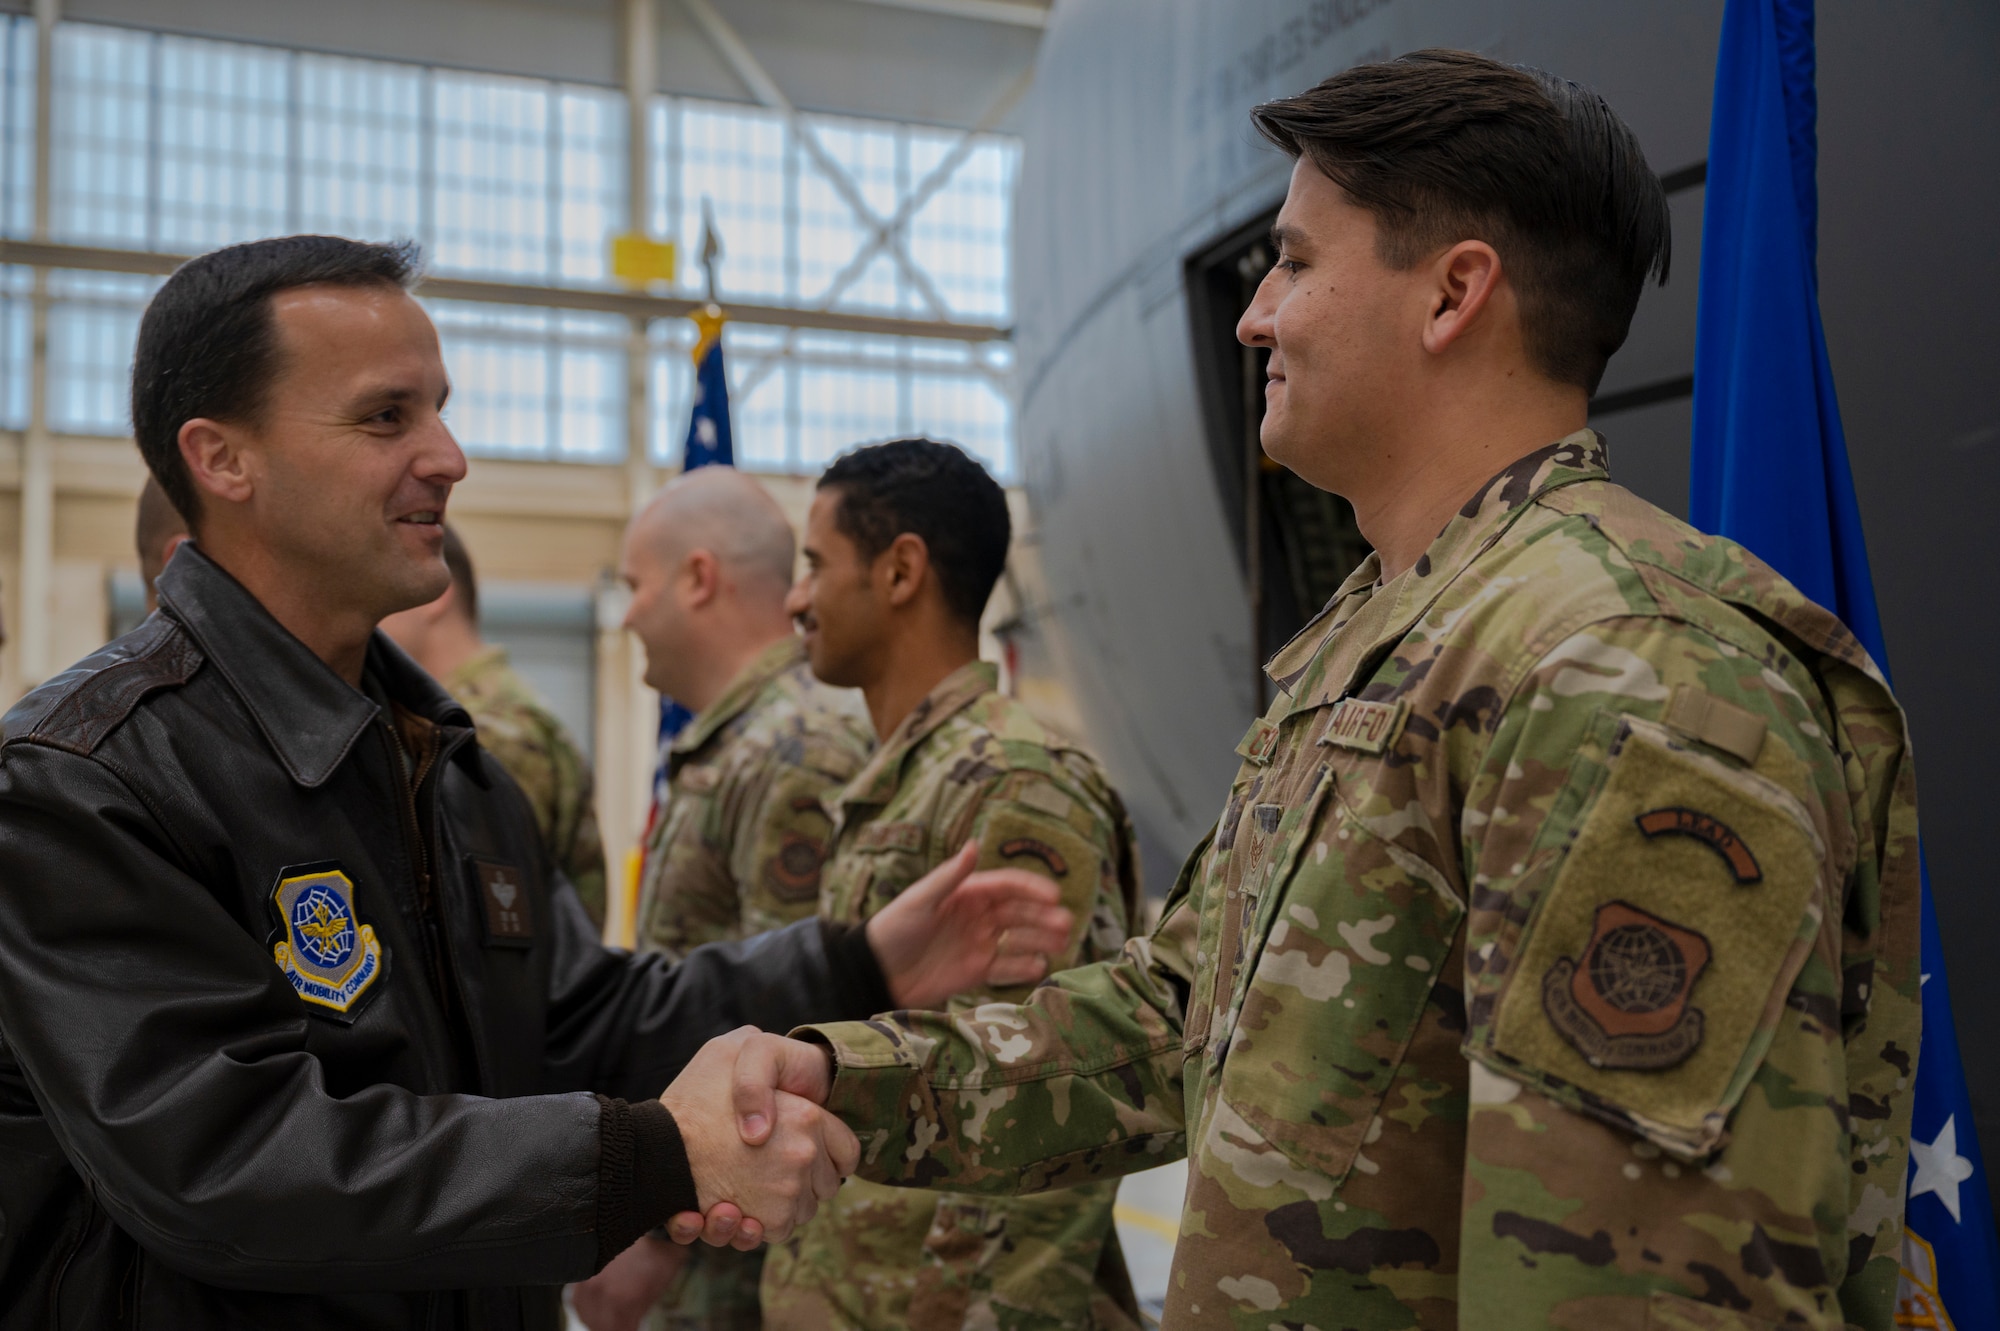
[864,840,1074,1010]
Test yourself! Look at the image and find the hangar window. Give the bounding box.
[0,15,1017,479]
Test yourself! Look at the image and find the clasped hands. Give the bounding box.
[659,841,1070,1247]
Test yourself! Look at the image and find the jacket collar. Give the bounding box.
[158,544,471,788]
[835,659,995,810]
[670,636,808,763]
[1265,429,1610,713]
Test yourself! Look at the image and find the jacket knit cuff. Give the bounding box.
[820,918,895,1018]
[594,1094,698,1268]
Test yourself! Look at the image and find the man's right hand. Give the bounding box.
[662,1031,840,1248]
[657,1027,857,1244]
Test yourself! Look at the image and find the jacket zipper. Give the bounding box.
[384,721,456,1023]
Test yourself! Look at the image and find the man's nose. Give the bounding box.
[418,417,469,485]
[783,579,809,618]
[1236,269,1279,348]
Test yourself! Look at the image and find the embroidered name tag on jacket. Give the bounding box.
[1320,697,1408,754]
[472,859,534,946]
[271,863,384,1014]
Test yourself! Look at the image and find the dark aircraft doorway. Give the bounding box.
[1185,209,1371,709]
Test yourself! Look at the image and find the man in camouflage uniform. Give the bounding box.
[379,524,607,925]
[759,438,1146,1330]
[573,466,872,1331]
[707,54,1922,1331]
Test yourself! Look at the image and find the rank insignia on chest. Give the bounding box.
[270,863,384,1015]
[1542,900,1710,1070]
[471,858,535,946]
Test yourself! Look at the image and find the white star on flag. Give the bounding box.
[1909,1114,1976,1222]
[695,417,717,446]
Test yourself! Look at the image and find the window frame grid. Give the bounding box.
[17,16,1018,477]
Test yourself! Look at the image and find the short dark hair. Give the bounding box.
[441,523,478,623]
[1251,49,1670,393]
[130,235,422,527]
[818,439,1010,627]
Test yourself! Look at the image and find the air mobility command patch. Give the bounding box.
[270,863,384,1016]
[1487,719,1824,1158]
[1541,900,1711,1070]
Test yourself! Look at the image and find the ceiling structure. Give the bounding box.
[6,0,1047,131]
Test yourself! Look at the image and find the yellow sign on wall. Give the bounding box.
[609,232,677,288]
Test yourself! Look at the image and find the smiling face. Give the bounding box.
[785,488,890,689]
[1235,159,1429,495]
[232,284,466,623]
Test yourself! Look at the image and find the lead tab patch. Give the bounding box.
[1320,697,1408,754]
[472,859,535,946]
[271,863,384,1015]
[1634,806,1762,883]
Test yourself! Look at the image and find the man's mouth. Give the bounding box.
[397,510,443,527]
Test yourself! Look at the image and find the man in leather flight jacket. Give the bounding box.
[0,236,1072,1329]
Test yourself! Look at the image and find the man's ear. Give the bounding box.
[681,549,722,609]
[179,418,256,508]
[1421,239,1506,357]
[882,532,930,610]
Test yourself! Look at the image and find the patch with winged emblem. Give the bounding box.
[270,863,383,1015]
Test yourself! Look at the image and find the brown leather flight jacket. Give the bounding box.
[0,546,887,1329]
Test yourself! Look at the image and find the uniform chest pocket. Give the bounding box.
[825,820,930,922]
[1216,782,1465,1184]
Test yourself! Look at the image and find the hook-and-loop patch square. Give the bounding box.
[1488,721,1822,1157]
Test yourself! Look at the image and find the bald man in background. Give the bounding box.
[379,525,608,927]
[135,476,190,611]
[571,466,871,1331]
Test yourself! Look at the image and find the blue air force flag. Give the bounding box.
[1691,2,2000,1325]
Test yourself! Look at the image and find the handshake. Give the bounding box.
[668,838,1076,1246]
[573,842,1071,1328]
[656,1025,844,1249]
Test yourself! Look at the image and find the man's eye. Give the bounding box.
[1277,258,1304,275]
[366,408,400,426]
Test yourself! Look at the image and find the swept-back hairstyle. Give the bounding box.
[1251,49,1670,393]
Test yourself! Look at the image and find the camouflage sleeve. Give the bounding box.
[802,838,1203,1195]
[956,767,1140,976]
[722,745,847,939]
[1454,615,1919,1329]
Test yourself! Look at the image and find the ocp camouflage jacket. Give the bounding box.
[800,432,1922,1331]
[636,636,872,961]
